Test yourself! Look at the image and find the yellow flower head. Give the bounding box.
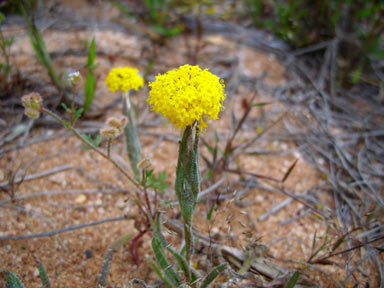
[147,64,225,130]
[105,67,144,93]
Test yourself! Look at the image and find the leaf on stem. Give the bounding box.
[284,271,299,288]
[200,263,227,288]
[167,246,191,282]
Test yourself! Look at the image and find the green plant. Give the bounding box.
[83,37,96,112]
[64,71,83,126]
[21,90,156,268]
[142,64,227,286]
[143,0,183,37]
[147,213,227,288]
[110,0,183,38]
[20,64,228,287]
[143,169,169,194]
[17,0,63,92]
[1,256,50,288]
[105,67,143,177]
[243,0,384,84]
[0,12,14,85]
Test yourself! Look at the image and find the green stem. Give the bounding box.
[175,124,200,263]
[70,86,77,126]
[107,138,112,158]
[122,91,142,178]
[18,0,62,92]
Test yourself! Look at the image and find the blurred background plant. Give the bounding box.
[0,12,14,88]
[242,0,384,85]
[17,0,64,93]
[2,255,51,288]
[110,0,184,38]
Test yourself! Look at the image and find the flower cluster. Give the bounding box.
[21,92,43,119]
[147,64,225,130]
[105,67,144,93]
[100,116,127,139]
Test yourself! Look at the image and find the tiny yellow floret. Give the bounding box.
[105,67,144,93]
[147,64,225,130]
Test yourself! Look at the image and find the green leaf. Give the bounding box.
[284,271,299,288]
[81,133,100,150]
[149,25,182,37]
[375,49,384,60]
[351,68,362,84]
[4,271,26,288]
[148,258,174,288]
[282,159,298,183]
[83,72,96,112]
[109,0,135,17]
[167,246,191,282]
[251,102,272,107]
[61,103,71,112]
[83,37,97,112]
[94,134,102,147]
[62,120,70,129]
[308,229,329,263]
[35,260,51,288]
[207,202,215,221]
[73,108,84,122]
[152,238,180,287]
[87,37,96,68]
[97,233,131,287]
[200,263,227,288]
[147,171,169,194]
[147,213,167,249]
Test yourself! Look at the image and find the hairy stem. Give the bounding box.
[122,91,142,177]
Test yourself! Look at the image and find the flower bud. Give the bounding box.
[67,71,81,87]
[24,108,40,119]
[100,116,127,139]
[22,92,43,111]
[137,158,151,170]
[22,92,43,119]
[106,116,127,130]
[100,127,121,139]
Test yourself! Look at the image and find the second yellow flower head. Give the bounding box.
[105,67,144,93]
[147,64,225,130]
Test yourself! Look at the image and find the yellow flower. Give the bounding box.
[147,64,225,130]
[105,67,144,93]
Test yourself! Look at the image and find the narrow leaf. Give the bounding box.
[200,263,227,288]
[73,108,84,122]
[167,247,191,282]
[152,238,180,287]
[207,202,215,221]
[61,103,71,112]
[282,159,298,183]
[284,271,299,288]
[4,271,26,288]
[84,72,96,112]
[251,102,272,107]
[87,37,96,68]
[33,256,51,288]
[148,258,174,288]
[97,233,131,287]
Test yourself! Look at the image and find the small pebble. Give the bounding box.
[84,249,92,259]
[75,194,87,204]
[33,267,40,277]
